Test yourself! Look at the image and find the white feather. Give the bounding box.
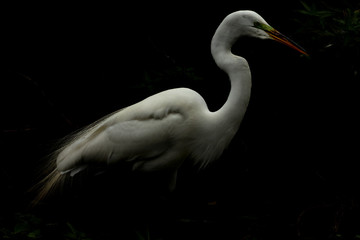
[33,10,305,202]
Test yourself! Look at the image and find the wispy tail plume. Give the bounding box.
[30,160,67,207]
[30,108,120,206]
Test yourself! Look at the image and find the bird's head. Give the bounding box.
[222,10,308,56]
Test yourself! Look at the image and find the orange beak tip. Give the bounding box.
[269,30,308,57]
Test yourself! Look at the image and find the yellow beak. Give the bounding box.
[268,29,309,56]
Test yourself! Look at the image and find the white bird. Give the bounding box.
[33,10,307,203]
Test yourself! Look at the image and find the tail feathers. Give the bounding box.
[30,167,67,207]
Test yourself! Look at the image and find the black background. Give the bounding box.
[1,1,358,239]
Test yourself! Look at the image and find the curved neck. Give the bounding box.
[210,19,252,131]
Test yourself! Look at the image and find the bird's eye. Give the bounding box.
[253,22,262,29]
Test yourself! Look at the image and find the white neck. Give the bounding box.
[210,18,252,133]
[189,14,253,166]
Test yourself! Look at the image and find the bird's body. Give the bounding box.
[33,10,307,203]
[56,85,247,190]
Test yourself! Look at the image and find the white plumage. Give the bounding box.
[33,10,307,203]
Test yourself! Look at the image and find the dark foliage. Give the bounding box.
[1,1,359,239]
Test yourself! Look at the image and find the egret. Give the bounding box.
[33,10,307,203]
